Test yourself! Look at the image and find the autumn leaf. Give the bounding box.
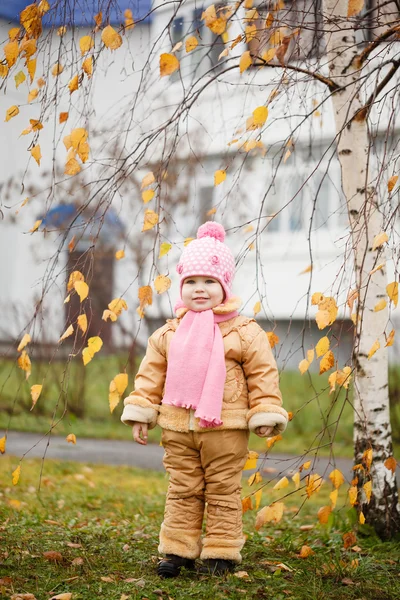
[299,545,314,558]
[243,451,258,471]
[142,189,155,203]
[154,275,171,294]
[59,112,69,123]
[5,105,19,122]
[242,496,253,514]
[138,285,153,310]
[66,433,76,444]
[367,339,380,359]
[386,281,398,307]
[186,36,198,52]
[109,383,120,413]
[320,350,334,374]
[372,231,388,251]
[0,436,6,454]
[124,8,135,29]
[184,237,194,246]
[0,64,9,78]
[28,88,39,103]
[30,384,42,409]
[82,56,93,77]
[109,297,128,316]
[80,35,94,55]
[67,270,85,291]
[255,502,284,529]
[255,489,262,510]
[343,531,357,549]
[102,25,122,50]
[113,373,128,396]
[316,297,338,329]
[141,171,155,188]
[77,314,87,334]
[306,473,323,497]
[262,47,276,63]
[43,550,63,562]
[160,53,180,76]
[4,40,19,67]
[12,465,21,485]
[311,292,324,305]
[316,336,330,357]
[65,157,81,176]
[385,329,395,347]
[68,74,79,93]
[239,50,252,73]
[266,434,282,449]
[363,480,372,503]
[347,0,365,17]
[15,71,26,88]
[31,145,41,166]
[82,336,103,365]
[214,169,226,186]
[330,489,338,509]
[373,299,387,312]
[52,63,64,76]
[273,476,289,490]
[74,280,89,302]
[159,242,172,258]
[298,359,309,375]
[307,349,314,363]
[17,333,31,352]
[18,350,31,379]
[329,469,345,489]
[292,472,300,490]
[38,0,51,14]
[20,3,42,38]
[363,448,373,470]
[384,456,397,473]
[253,301,261,316]
[266,331,279,348]
[347,288,359,312]
[142,209,159,232]
[348,486,358,506]
[59,324,74,342]
[318,506,332,524]
[253,106,268,127]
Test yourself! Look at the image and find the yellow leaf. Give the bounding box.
[18,350,31,379]
[373,299,387,312]
[108,298,128,316]
[124,8,135,30]
[384,456,397,473]
[57,26,66,36]
[184,237,194,246]
[159,243,172,258]
[102,25,123,50]
[8,27,20,41]
[292,472,300,490]
[109,387,120,413]
[347,288,359,312]
[316,297,338,329]
[30,384,42,408]
[65,157,81,176]
[27,58,36,82]
[388,175,398,193]
[14,70,26,88]
[363,448,373,470]
[273,476,289,490]
[239,50,252,73]
[363,480,372,503]
[68,74,79,93]
[4,40,19,67]
[142,189,155,203]
[306,349,314,363]
[52,63,64,77]
[38,0,51,14]
[20,3,42,37]
[67,271,85,291]
[316,336,330,357]
[160,53,180,76]
[12,465,21,486]
[114,249,125,261]
[244,451,258,471]
[77,313,87,334]
[329,469,345,489]
[367,339,380,359]
[113,373,128,396]
[207,208,217,216]
[320,350,335,375]
[318,506,332,524]
[359,511,365,524]
[255,489,262,510]
[253,301,261,316]
[348,486,358,506]
[0,64,9,78]
[337,366,352,389]
[262,47,276,63]
[385,329,395,347]
[74,281,89,302]
[269,29,285,46]
[298,359,312,377]
[80,35,94,55]
[255,502,284,529]
[154,274,171,294]
[82,347,92,365]
[347,0,365,17]
[328,371,337,394]
[299,545,314,558]
[266,434,282,449]
[372,231,388,251]
[82,56,93,77]
[242,496,253,513]
[186,36,198,53]
[214,169,226,186]
[5,105,19,122]
[266,331,279,349]
[141,172,155,188]
[142,209,159,232]
[17,333,31,352]
[59,324,74,342]
[0,436,6,454]
[66,433,77,444]
[306,473,323,497]
[28,88,39,103]
[31,145,41,166]
[330,489,338,509]
[311,292,324,305]
[59,112,69,123]
[386,282,398,307]
[94,11,102,28]
[301,460,311,471]
[138,285,153,309]
[253,106,268,127]
[102,309,117,323]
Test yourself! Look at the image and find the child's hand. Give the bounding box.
[255,426,274,438]
[132,422,148,445]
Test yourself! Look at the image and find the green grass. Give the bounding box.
[1,356,400,458]
[1,456,399,600]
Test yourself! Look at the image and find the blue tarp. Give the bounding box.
[0,1,152,26]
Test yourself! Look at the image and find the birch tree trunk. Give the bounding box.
[322,0,400,538]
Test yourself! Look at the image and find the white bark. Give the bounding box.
[322,0,400,538]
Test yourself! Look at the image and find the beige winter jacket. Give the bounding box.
[121,297,288,435]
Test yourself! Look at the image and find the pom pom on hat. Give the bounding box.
[197,221,225,242]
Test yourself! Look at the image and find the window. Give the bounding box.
[355,0,399,44]
[190,6,224,80]
[171,17,184,82]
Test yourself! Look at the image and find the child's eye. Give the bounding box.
[206,279,216,284]
[185,279,195,284]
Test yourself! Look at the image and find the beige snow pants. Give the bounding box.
[158,428,249,564]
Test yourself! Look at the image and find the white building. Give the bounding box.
[0,1,398,368]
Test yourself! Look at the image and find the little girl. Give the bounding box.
[121,222,288,577]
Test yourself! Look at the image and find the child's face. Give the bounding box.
[182,276,224,311]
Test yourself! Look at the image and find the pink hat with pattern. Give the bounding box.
[176,222,235,301]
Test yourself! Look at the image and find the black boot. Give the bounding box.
[199,558,235,575]
[157,554,195,578]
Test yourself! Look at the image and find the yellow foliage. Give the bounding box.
[299,545,314,558]
[363,480,372,503]
[82,56,93,77]
[186,36,198,53]
[372,231,388,250]
[311,292,324,305]
[69,74,79,93]
[160,53,180,76]
[18,350,31,379]
[319,350,334,374]
[17,333,31,352]
[255,489,262,510]
[67,271,84,291]
[316,336,330,357]
[74,281,89,302]
[65,157,81,176]
[82,336,103,365]
[5,105,19,122]
[142,189,155,204]
[385,329,395,347]
[102,25,122,50]
[124,8,135,30]
[272,476,289,490]
[266,331,279,348]
[77,314,87,334]
[142,209,159,232]
[243,451,258,471]
[348,486,358,506]
[373,299,387,312]
[66,433,77,444]
[318,505,332,524]
[15,70,26,88]
[329,469,345,489]
[28,88,38,103]
[367,339,380,359]
[298,359,309,375]
[141,172,155,188]
[0,436,6,454]
[330,489,338,508]
[214,170,226,186]
[52,63,64,76]
[159,242,172,258]
[239,50,252,73]
[102,309,117,322]
[386,282,398,307]
[59,112,69,123]
[154,275,171,294]
[59,324,74,342]
[347,0,365,17]
[262,47,276,63]
[252,106,268,127]
[138,285,153,310]
[20,3,42,38]
[30,384,42,408]
[242,496,253,514]
[12,465,21,486]
[292,472,300,489]
[306,473,323,497]
[255,502,284,529]
[115,249,125,260]
[306,349,314,363]
[79,35,94,55]
[4,40,19,67]
[31,145,41,166]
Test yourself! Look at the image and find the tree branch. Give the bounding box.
[357,22,400,66]
[351,60,400,123]
[252,56,341,92]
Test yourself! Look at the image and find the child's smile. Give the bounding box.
[182,276,224,311]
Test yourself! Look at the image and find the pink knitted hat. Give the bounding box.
[176,222,235,301]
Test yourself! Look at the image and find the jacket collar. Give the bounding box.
[175,295,242,319]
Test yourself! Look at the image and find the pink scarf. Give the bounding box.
[162,303,238,428]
